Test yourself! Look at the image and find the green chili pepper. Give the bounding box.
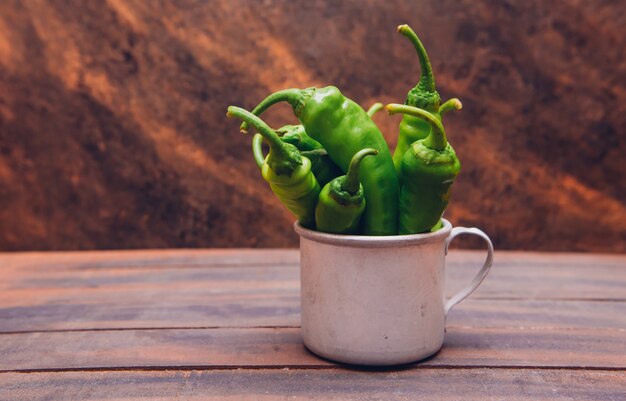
[315,148,378,234]
[431,219,443,232]
[251,101,385,186]
[241,86,399,236]
[393,24,462,177]
[385,103,461,234]
[227,106,321,229]
[251,125,325,168]
[276,125,322,151]
[274,124,343,187]
[251,126,342,187]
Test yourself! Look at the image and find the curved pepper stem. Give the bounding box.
[227,106,301,174]
[366,102,384,117]
[239,89,302,133]
[439,98,463,115]
[342,148,379,195]
[385,104,447,151]
[251,133,265,168]
[398,24,436,94]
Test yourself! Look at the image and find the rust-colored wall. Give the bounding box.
[0,0,624,251]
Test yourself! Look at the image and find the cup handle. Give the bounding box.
[444,227,494,314]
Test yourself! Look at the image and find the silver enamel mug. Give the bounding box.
[294,219,494,366]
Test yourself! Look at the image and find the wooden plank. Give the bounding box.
[2,251,625,301]
[1,281,624,334]
[0,263,302,333]
[2,369,625,401]
[446,299,626,330]
[446,251,626,300]
[2,251,625,332]
[3,250,625,273]
[1,289,625,333]
[1,251,625,332]
[0,249,300,270]
[1,327,624,371]
[3,249,625,273]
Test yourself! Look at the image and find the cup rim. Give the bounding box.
[294,219,452,248]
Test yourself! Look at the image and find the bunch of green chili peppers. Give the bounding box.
[227,24,462,236]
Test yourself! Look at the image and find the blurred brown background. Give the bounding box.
[0,0,624,252]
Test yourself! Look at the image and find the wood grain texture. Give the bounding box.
[2,369,626,401]
[1,249,625,399]
[1,327,625,372]
[0,1,624,251]
[1,250,625,332]
[2,295,625,333]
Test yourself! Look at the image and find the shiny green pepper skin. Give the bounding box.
[276,125,322,151]
[243,87,399,236]
[252,126,342,188]
[386,104,460,234]
[308,153,343,188]
[296,88,399,233]
[262,156,321,228]
[399,142,460,234]
[275,125,343,188]
[315,180,365,234]
[392,24,462,180]
[228,106,320,228]
[315,148,378,234]
[251,102,386,188]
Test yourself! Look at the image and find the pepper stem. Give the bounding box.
[439,98,463,115]
[366,102,384,117]
[227,106,301,173]
[239,89,302,133]
[300,149,328,158]
[398,24,436,93]
[251,133,265,168]
[385,104,447,151]
[342,148,378,194]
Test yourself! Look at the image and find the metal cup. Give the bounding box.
[294,219,494,366]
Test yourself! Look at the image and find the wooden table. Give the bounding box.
[1,249,625,400]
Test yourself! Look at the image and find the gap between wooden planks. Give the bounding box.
[2,250,624,301]
[1,326,625,372]
[1,250,625,333]
[1,298,625,333]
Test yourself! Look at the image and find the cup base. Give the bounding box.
[302,338,443,367]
